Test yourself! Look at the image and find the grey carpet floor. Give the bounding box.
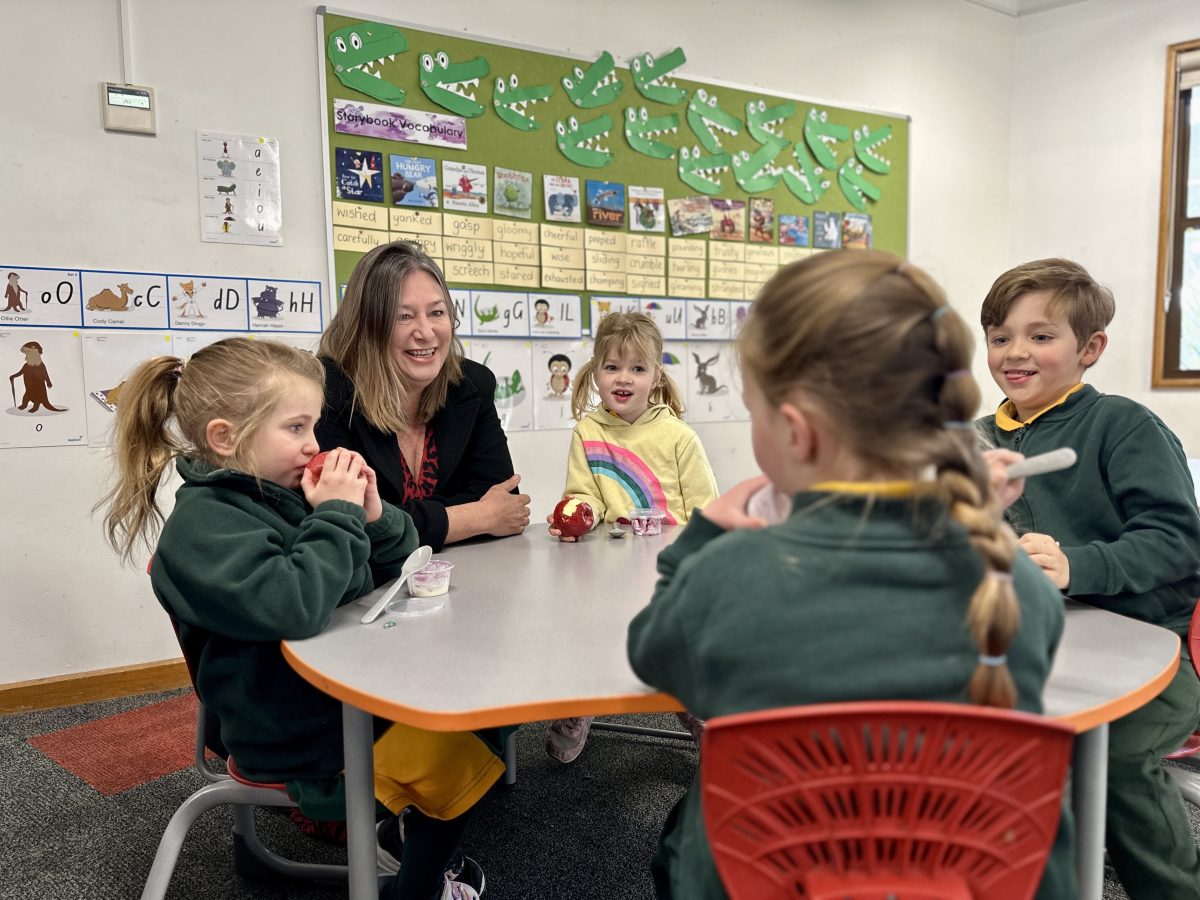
[3,688,1195,899]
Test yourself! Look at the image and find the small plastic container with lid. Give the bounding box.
[628,507,667,536]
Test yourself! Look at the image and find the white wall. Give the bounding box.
[0,0,1019,684]
[1009,0,1199,450]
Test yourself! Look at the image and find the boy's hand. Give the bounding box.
[983,448,1027,510]
[1019,532,1069,589]
[302,448,367,510]
[702,476,771,532]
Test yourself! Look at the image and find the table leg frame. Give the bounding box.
[343,704,378,900]
[1073,724,1108,900]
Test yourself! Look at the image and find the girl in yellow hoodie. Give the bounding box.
[545,311,718,762]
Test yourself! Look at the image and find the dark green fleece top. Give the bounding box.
[151,458,417,783]
[627,494,1072,900]
[977,384,1200,636]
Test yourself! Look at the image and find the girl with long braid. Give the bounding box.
[627,250,1074,900]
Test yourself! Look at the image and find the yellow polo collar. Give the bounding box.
[995,383,1084,431]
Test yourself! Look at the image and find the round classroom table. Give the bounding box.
[283,527,1180,900]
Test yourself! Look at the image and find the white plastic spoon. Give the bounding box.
[360,545,433,624]
[1006,448,1078,479]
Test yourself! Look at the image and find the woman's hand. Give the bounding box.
[702,476,771,532]
[478,474,531,536]
[302,448,367,509]
[982,448,1027,510]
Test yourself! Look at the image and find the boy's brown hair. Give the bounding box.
[980,258,1115,349]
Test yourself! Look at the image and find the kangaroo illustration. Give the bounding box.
[693,352,725,396]
[86,283,134,311]
[693,305,709,329]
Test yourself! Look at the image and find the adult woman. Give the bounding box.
[317,240,530,550]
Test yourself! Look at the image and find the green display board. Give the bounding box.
[318,9,909,313]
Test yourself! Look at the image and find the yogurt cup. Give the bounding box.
[409,560,454,597]
[629,507,667,536]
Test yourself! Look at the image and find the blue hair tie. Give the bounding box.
[929,306,952,321]
[978,654,1007,667]
[943,421,974,430]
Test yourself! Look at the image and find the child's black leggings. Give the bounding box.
[380,807,474,900]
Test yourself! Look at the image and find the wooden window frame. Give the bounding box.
[1153,38,1200,386]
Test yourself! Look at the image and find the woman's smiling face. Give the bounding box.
[390,270,453,391]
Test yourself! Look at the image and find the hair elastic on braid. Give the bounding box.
[929,305,952,321]
[979,653,1008,667]
[944,369,970,380]
[989,570,1013,583]
[943,420,974,430]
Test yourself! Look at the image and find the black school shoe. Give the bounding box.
[376,814,486,896]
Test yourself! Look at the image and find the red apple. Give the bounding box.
[552,497,595,538]
[305,451,330,484]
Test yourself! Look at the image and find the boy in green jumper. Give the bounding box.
[977,258,1200,900]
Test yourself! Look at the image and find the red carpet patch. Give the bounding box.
[28,693,210,796]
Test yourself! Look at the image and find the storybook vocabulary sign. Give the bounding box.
[318,10,909,328]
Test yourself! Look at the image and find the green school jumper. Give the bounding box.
[979,384,1200,900]
[628,491,1074,900]
[152,458,417,814]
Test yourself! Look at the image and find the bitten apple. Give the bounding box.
[305,451,330,484]
[552,497,595,538]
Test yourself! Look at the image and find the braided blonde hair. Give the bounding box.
[740,250,1020,707]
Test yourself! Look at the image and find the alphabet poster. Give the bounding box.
[81,271,169,330]
[532,338,591,431]
[1,329,88,448]
[197,131,284,246]
[82,332,173,447]
[470,339,533,432]
[246,279,324,334]
[167,276,251,331]
[686,342,737,423]
[0,267,81,328]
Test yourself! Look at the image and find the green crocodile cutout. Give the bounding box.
[732,138,789,193]
[803,107,850,169]
[630,48,687,105]
[685,88,742,153]
[492,73,553,132]
[555,113,614,168]
[475,297,500,324]
[562,51,623,109]
[678,144,730,196]
[853,124,893,174]
[418,50,489,118]
[327,22,408,105]
[838,159,881,211]
[781,141,830,204]
[624,106,679,159]
[745,98,796,144]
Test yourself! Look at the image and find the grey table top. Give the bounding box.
[283,526,1180,733]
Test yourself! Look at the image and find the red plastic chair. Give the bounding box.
[702,700,1074,900]
[1163,600,1200,761]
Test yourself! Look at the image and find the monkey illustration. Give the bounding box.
[4,272,29,312]
[9,341,66,412]
[547,353,571,398]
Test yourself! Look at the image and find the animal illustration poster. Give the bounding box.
[730,299,752,339]
[0,329,87,448]
[442,161,488,213]
[246,279,324,334]
[167,276,251,331]
[589,295,640,333]
[469,339,533,432]
[335,147,386,202]
[532,338,590,430]
[493,167,533,220]
[197,131,283,246]
[661,341,690,414]
[390,156,439,207]
[0,267,82,328]
[81,332,172,447]
[628,185,665,233]
[641,298,687,341]
[685,342,737,423]
[529,292,583,338]
[685,299,732,340]
[543,175,581,223]
[470,290,529,337]
[81,271,169,330]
